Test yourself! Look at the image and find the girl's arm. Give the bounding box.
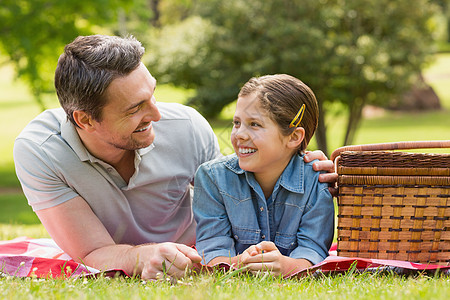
[290,186,334,265]
[193,164,238,264]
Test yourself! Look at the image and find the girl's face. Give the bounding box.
[231,93,296,182]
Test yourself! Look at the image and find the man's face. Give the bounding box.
[91,63,161,151]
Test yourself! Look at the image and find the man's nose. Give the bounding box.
[145,97,161,122]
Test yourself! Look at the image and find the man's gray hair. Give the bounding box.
[54,35,145,126]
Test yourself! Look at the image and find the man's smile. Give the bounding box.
[133,123,151,133]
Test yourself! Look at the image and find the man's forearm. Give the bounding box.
[82,244,147,276]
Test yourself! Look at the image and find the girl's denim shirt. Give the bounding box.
[193,153,334,265]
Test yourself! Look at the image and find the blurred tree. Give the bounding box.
[0,0,151,111]
[158,0,196,25]
[148,0,438,155]
[433,0,450,42]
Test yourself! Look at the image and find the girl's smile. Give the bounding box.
[237,147,257,155]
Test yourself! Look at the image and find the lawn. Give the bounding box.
[0,54,449,298]
[1,270,449,299]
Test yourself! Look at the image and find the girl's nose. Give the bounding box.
[234,125,249,140]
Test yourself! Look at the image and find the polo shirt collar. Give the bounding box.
[61,118,92,162]
[224,153,305,194]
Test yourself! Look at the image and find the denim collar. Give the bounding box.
[224,153,305,194]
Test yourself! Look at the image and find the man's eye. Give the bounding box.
[129,105,142,115]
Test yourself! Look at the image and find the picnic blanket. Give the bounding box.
[1,237,449,279]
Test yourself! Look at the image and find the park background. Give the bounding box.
[0,0,450,299]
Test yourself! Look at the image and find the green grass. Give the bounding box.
[0,265,449,299]
[0,193,39,224]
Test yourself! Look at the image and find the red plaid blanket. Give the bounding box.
[1,237,448,279]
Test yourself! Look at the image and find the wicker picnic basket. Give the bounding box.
[330,140,450,265]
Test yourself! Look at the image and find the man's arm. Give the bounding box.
[36,196,201,279]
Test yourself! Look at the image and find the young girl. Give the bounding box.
[193,74,334,277]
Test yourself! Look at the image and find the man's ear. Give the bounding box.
[72,110,95,132]
[287,127,305,149]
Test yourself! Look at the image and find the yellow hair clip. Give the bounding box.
[289,104,305,128]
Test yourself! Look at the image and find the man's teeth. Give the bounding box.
[134,125,150,132]
[239,148,257,154]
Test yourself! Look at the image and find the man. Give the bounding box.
[14,35,336,279]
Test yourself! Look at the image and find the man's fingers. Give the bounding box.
[153,244,197,277]
[318,171,338,183]
[142,259,187,280]
[312,160,335,173]
[175,244,202,263]
[328,186,338,198]
[303,150,328,162]
[318,172,338,196]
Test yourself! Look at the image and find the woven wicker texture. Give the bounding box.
[333,141,450,265]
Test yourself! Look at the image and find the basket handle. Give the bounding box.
[330,140,450,162]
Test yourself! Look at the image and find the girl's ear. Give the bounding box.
[287,127,305,149]
[72,110,95,132]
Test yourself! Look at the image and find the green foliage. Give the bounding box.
[147,0,438,153]
[0,0,150,111]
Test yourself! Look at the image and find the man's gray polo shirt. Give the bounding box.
[14,102,221,245]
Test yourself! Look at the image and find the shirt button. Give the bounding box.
[261,235,266,239]
[234,235,238,240]
[107,167,113,172]
[260,207,264,212]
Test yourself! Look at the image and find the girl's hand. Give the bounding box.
[241,241,286,276]
[241,241,313,277]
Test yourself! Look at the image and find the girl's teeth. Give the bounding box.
[239,148,256,154]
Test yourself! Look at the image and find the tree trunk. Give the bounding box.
[447,17,450,43]
[117,8,127,36]
[33,90,46,112]
[388,73,441,111]
[149,0,161,27]
[315,99,329,157]
[343,97,365,146]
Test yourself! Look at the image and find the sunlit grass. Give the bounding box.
[0,265,449,299]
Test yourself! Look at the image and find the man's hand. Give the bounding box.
[138,243,202,280]
[304,150,338,196]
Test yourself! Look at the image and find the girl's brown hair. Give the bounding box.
[238,74,319,152]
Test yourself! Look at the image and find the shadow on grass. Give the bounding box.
[0,193,40,225]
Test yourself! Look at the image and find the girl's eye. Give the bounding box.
[232,120,240,127]
[251,122,261,127]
